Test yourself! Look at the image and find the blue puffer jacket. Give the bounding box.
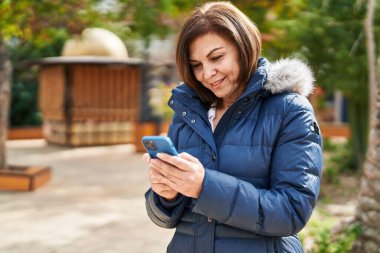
[145,58,323,253]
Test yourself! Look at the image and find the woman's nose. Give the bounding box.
[203,64,216,80]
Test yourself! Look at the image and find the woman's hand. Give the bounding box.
[143,153,178,201]
[150,152,205,199]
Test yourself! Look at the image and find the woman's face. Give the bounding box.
[189,32,242,103]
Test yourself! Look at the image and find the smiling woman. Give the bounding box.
[176,2,261,108]
[143,2,323,253]
[189,34,240,99]
[189,33,243,129]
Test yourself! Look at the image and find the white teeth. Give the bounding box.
[212,78,224,86]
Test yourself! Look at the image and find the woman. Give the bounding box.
[143,2,322,252]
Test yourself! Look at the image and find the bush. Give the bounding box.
[301,222,362,253]
[10,78,41,126]
[323,138,357,183]
[8,33,67,127]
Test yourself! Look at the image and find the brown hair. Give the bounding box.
[176,1,262,107]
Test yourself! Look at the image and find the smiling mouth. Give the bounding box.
[211,77,225,86]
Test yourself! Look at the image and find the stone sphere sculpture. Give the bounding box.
[62,28,128,59]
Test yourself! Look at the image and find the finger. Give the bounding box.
[149,161,161,172]
[152,186,170,196]
[150,171,166,184]
[149,166,161,175]
[152,182,174,191]
[142,153,152,164]
[149,166,165,182]
[156,153,193,172]
[150,166,174,182]
[149,167,167,181]
[150,158,183,182]
[153,172,180,192]
[149,161,175,180]
[179,152,200,163]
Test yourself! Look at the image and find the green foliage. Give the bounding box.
[300,199,363,253]
[323,138,337,152]
[302,221,362,253]
[8,35,67,126]
[347,101,368,166]
[270,0,368,98]
[0,0,103,43]
[1,0,105,127]
[10,80,41,126]
[114,0,196,48]
[324,165,339,184]
[148,81,176,120]
[264,0,373,167]
[1,0,377,142]
[323,138,357,183]
[329,142,357,173]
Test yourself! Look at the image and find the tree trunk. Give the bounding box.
[0,41,11,171]
[352,0,380,251]
[353,75,380,251]
[365,0,377,113]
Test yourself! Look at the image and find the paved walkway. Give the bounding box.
[0,140,174,253]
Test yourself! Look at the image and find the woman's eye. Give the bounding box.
[211,55,223,61]
[191,64,201,69]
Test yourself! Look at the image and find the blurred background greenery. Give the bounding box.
[1,1,379,251]
[2,0,375,168]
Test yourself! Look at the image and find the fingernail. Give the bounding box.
[156,153,162,158]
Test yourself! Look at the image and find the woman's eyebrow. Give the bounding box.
[190,47,224,62]
[206,47,223,57]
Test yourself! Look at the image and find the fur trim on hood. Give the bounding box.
[265,58,315,97]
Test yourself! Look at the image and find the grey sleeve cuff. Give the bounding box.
[145,189,186,228]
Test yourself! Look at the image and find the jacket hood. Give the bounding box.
[264,58,315,97]
[171,57,315,105]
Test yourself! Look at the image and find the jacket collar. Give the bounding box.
[239,57,269,99]
[167,58,314,154]
[170,57,314,109]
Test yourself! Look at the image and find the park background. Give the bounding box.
[0,0,379,252]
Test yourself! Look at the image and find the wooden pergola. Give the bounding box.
[38,56,148,147]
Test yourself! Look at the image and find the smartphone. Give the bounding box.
[142,136,179,159]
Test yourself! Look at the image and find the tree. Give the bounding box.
[110,0,196,57]
[0,41,12,170]
[224,2,371,169]
[352,0,380,251]
[271,0,369,167]
[0,0,103,171]
[0,0,203,171]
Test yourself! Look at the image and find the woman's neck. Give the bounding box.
[217,99,234,109]
[217,83,246,109]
